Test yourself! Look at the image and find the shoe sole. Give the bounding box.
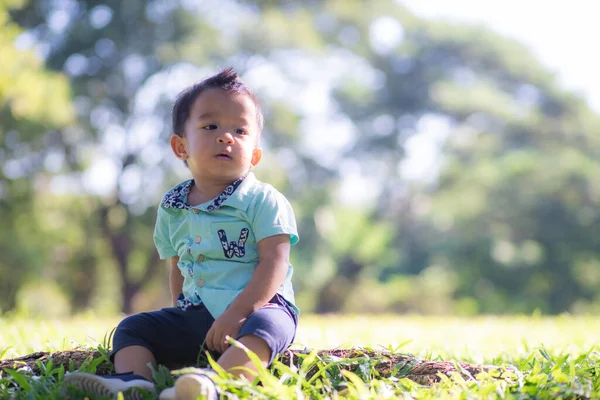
[63,373,153,400]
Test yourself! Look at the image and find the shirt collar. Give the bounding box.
[161,173,254,212]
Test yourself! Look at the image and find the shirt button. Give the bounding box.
[187,247,192,255]
[192,208,200,214]
[197,254,205,262]
[197,279,205,287]
[194,236,201,244]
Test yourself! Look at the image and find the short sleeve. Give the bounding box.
[153,206,178,259]
[252,188,299,245]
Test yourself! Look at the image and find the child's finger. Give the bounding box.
[206,327,215,350]
[218,334,229,353]
[216,329,227,353]
[221,335,231,353]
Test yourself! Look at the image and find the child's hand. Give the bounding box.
[206,308,247,353]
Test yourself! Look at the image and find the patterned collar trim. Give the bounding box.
[161,175,247,212]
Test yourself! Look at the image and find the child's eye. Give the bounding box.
[234,128,246,135]
[202,124,217,130]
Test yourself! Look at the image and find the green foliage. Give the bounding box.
[0,1,73,127]
[2,344,600,399]
[3,315,600,398]
[0,0,75,313]
[3,0,194,314]
[424,100,600,312]
[2,0,600,316]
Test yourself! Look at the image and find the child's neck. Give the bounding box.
[187,179,232,206]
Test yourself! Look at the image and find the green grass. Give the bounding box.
[2,313,600,399]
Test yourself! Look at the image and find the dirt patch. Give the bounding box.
[0,348,512,386]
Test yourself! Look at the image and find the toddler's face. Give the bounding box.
[172,88,262,184]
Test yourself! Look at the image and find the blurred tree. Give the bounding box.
[7,0,346,314]
[5,0,600,315]
[426,87,600,313]
[309,1,600,313]
[0,0,74,312]
[229,0,600,313]
[8,0,201,313]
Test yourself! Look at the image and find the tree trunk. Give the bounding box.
[69,252,96,312]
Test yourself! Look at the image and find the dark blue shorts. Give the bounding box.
[110,294,297,366]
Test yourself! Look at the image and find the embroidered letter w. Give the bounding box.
[218,228,249,259]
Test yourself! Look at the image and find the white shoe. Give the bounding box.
[159,373,218,400]
[63,371,155,400]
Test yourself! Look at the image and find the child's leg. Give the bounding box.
[217,334,271,379]
[110,305,213,379]
[225,295,298,374]
[65,305,213,399]
[159,337,272,400]
[159,296,297,400]
[113,345,157,381]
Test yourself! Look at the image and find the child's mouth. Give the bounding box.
[216,153,232,160]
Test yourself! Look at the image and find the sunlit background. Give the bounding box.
[1,0,600,323]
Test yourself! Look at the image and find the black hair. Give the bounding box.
[171,67,264,137]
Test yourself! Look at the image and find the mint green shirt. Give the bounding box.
[153,173,299,319]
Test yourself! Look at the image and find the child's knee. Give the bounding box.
[236,334,272,361]
[111,313,152,361]
[238,334,270,349]
[236,301,297,365]
[114,313,145,341]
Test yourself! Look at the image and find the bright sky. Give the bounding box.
[400,0,600,112]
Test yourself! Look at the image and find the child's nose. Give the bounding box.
[217,131,234,144]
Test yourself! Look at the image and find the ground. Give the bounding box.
[0,348,510,386]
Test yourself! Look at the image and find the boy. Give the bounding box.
[64,68,299,400]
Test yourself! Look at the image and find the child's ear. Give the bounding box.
[250,147,262,168]
[170,134,188,160]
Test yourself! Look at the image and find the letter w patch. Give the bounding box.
[217,228,249,259]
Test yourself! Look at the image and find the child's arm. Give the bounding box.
[168,256,183,307]
[205,234,290,353]
[230,234,290,314]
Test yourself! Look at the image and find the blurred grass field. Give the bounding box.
[2,313,599,362]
